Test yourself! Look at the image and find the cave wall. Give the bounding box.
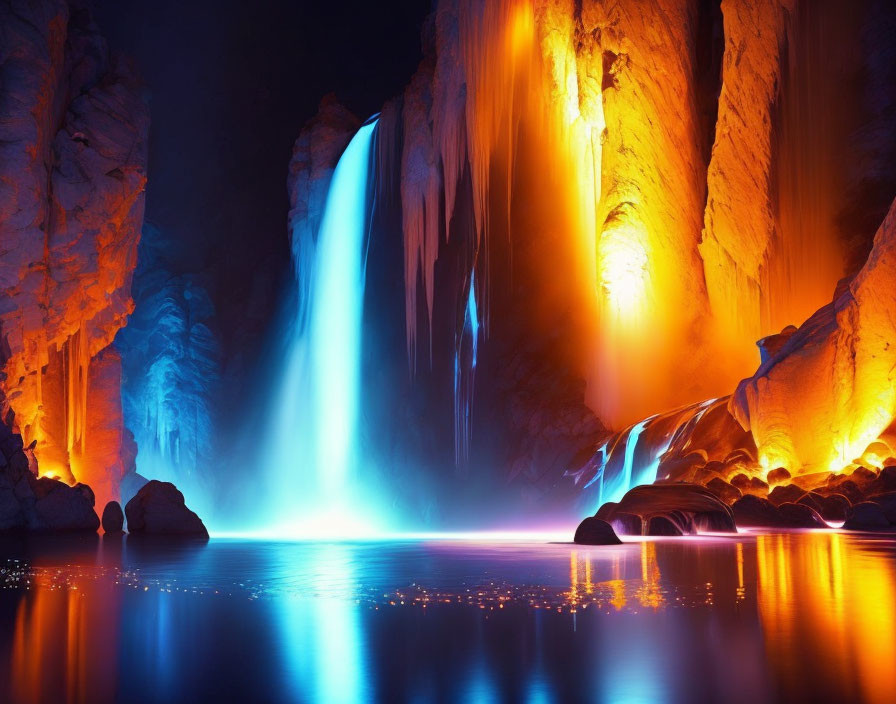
[342,0,896,502]
[114,224,221,514]
[0,0,148,507]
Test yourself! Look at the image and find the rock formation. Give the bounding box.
[101,500,124,533]
[589,484,736,536]
[0,0,148,509]
[124,480,209,538]
[573,517,621,545]
[0,421,99,533]
[732,198,896,475]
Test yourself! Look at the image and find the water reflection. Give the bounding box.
[755,532,896,704]
[0,533,894,702]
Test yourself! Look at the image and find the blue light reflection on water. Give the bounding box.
[2,534,896,703]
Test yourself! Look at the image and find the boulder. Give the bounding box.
[124,481,209,537]
[843,502,893,531]
[704,477,742,505]
[31,478,100,533]
[777,502,827,528]
[849,466,879,490]
[732,495,783,527]
[573,517,622,545]
[730,473,769,496]
[768,483,805,506]
[819,493,851,521]
[766,467,791,486]
[102,501,125,533]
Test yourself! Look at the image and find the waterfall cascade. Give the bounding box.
[261,118,382,536]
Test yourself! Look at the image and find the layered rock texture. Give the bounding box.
[0,0,148,509]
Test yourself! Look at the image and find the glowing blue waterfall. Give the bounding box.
[263,118,380,536]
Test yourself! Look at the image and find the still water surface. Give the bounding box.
[0,531,894,703]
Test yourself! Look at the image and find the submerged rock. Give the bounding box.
[102,501,125,533]
[573,517,622,545]
[125,481,209,538]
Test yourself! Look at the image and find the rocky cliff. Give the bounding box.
[0,0,148,508]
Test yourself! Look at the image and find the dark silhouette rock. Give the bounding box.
[647,515,683,536]
[125,481,208,538]
[609,512,642,536]
[732,494,783,527]
[768,483,805,506]
[766,467,791,486]
[573,517,622,545]
[818,493,851,522]
[843,501,893,531]
[102,501,124,533]
[777,502,827,528]
[872,466,896,494]
[704,477,742,504]
[31,478,100,533]
[868,492,896,524]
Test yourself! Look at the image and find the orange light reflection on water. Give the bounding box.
[755,532,896,704]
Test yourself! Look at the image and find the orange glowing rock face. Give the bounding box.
[0,2,147,506]
[399,0,895,482]
[732,199,896,475]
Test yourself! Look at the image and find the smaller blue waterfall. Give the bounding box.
[580,397,725,512]
[454,270,480,464]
